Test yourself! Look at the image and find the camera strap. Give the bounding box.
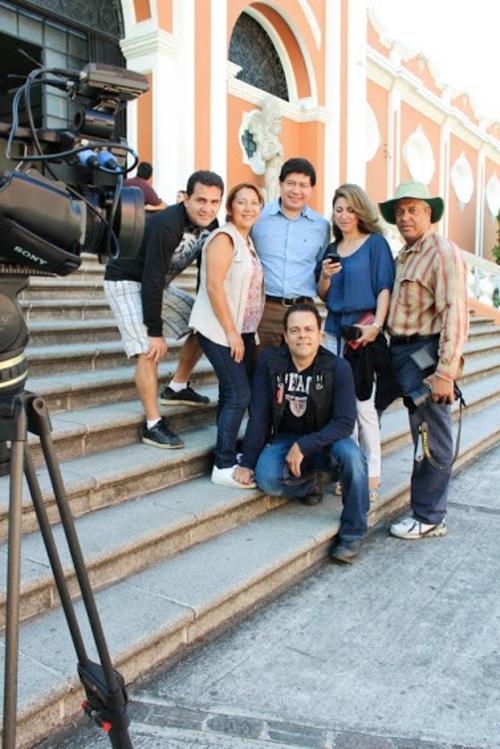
[415,385,466,471]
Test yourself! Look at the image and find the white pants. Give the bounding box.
[324,333,381,480]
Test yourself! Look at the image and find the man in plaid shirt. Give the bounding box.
[379,182,468,540]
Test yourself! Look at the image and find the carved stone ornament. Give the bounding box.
[485,174,500,218]
[450,153,474,207]
[239,97,284,202]
[402,126,435,185]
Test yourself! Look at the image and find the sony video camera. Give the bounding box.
[0,61,148,395]
[0,61,149,276]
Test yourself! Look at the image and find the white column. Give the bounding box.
[210,0,228,181]
[120,0,195,203]
[345,0,368,185]
[475,148,486,256]
[323,0,342,213]
[439,119,451,237]
[386,83,401,199]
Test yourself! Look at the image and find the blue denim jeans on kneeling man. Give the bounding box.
[255,435,369,543]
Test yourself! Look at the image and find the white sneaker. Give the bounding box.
[211,465,257,489]
[390,515,447,540]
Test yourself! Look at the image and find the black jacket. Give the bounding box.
[240,346,357,470]
[105,203,216,336]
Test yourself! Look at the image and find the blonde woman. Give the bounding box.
[317,184,395,501]
[190,183,265,488]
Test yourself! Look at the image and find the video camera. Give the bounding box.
[0,61,149,395]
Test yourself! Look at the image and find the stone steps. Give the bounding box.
[4,252,500,748]
[1,400,499,749]
[26,358,217,412]
[0,371,498,626]
[20,298,113,322]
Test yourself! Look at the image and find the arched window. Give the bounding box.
[229,12,289,102]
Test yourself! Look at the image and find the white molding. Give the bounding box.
[402,126,435,185]
[450,153,474,206]
[227,61,242,79]
[367,47,500,157]
[120,28,177,62]
[439,118,451,236]
[247,7,298,103]
[227,78,329,123]
[475,150,486,256]
[297,0,321,49]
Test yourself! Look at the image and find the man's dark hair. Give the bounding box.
[279,158,316,187]
[137,161,153,180]
[283,302,322,331]
[186,170,224,197]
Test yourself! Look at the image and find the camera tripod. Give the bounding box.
[0,278,132,748]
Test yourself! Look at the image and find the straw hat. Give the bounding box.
[379,181,444,224]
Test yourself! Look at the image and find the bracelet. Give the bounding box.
[372,322,383,332]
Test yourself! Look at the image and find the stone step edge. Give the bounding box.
[7,420,500,749]
[25,348,500,404]
[27,369,500,456]
[2,391,499,632]
[2,376,498,539]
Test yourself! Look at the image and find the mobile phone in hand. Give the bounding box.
[325,250,341,264]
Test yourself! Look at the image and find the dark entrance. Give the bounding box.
[0,0,125,139]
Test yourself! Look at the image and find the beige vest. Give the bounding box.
[189,222,263,346]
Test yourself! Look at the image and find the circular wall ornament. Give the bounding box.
[402,126,435,185]
[451,153,474,206]
[485,174,500,217]
[366,104,380,163]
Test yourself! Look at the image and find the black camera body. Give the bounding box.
[0,62,148,395]
[0,62,149,276]
[403,384,432,412]
[341,324,362,341]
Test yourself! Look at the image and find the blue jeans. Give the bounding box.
[198,333,255,468]
[255,434,369,543]
[390,340,453,524]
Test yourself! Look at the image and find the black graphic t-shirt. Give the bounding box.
[277,364,315,435]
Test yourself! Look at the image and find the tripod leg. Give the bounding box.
[2,402,27,749]
[27,397,132,748]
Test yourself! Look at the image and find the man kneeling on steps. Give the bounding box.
[234,303,369,564]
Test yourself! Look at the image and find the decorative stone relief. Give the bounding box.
[485,174,500,218]
[366,104,380,162]
[451,153,474,207]
[402,126,435,185]
[239,97,284,202]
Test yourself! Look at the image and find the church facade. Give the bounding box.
[2,0,499,262]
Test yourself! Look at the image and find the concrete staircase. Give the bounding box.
[1,255,499,747]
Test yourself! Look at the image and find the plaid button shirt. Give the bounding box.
[387,229,469,380]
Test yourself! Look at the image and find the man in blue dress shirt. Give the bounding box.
[252,157,330,349]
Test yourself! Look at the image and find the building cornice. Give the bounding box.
[120,27,177,61]
[367,47,500,158]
